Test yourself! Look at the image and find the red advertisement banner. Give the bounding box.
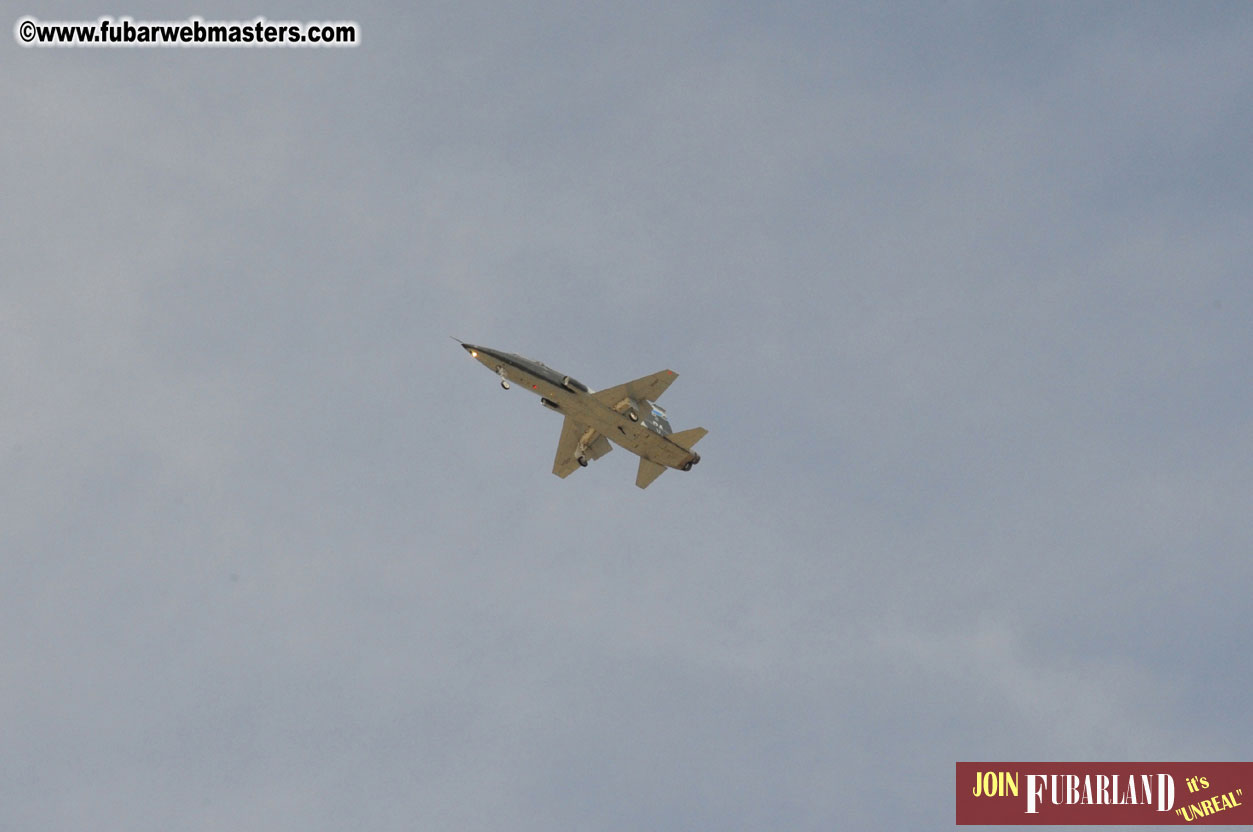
[956,762,1253,825]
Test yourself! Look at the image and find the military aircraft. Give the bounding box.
[457,342,706,488]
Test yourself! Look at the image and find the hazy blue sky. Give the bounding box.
[4,2,1250,829]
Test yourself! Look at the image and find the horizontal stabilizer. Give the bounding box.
[636,458,667,489]
[668,427,707,450]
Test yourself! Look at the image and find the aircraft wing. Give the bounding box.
[591,369,678,409]
[553,416,612,478]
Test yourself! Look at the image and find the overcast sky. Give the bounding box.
[3,2,1251,830]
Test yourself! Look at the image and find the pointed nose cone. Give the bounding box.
[459,342,502,367]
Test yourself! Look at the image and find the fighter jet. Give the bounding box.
[458,342,706,488]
